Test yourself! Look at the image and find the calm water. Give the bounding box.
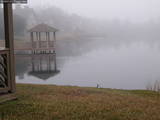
[16,38,160,89]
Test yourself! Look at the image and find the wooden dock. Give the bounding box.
[14,48,56,55]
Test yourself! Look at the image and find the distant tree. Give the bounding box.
[13,14,27,36]
[0,6,28,39]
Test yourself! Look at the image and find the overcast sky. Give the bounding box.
[28,0,160,22]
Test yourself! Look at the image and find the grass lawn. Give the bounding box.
[0,84,160,120]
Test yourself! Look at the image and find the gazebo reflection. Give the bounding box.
[27,23,60,80]
[28,54,60,80]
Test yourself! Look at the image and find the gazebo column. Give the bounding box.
[48,32,51,53]
[38,57,40,72]
[4,3,16,92]
[31,55,35,72]
[48,32,50,46]
[46,32,48,49]
[53,32,57,71]
[40,56,42,71]
[36,32,39,49]
[47,55,49,72]
[30,32,34,54]
[39,32,41,49]
[53,32,56,50]
[48,55,51,72]
[47,32,50,49]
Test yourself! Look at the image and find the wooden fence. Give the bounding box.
[0,49,11,93]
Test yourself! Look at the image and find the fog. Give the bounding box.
[1,0,160,89]
[29,0,160,22]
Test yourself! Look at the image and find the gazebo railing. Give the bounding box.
[32,41,54,48]
[0,48,10,93]
[49,41,54,48]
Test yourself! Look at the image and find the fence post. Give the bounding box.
[4,3,16,93]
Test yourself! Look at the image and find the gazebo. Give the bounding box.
[28,23,59,75]
[28,23,58,54]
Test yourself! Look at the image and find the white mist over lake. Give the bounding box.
[12,0,160,89]
[29,0,160,22]
[16,38,160,89]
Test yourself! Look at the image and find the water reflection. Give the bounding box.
[29,55,59,80]
[16,56,30,79]
[16,38,160,90]
[16,54,60,80]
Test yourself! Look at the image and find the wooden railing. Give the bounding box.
[33,41,54,48]
[0,48,10,93]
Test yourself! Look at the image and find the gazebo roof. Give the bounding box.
[28,70,60,80]
[28,23,58,32]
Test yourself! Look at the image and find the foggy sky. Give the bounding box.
[28,0,160,22]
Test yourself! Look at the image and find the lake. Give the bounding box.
[16,38,160,90]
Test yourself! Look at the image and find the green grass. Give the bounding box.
[0,84,160,120]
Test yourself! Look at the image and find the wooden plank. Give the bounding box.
[4,3,16,93]
[14,48,55,51]
[0,94,17,104]
[6,51,11,89]
[0,71,7,79]
[0,88,10,93]
[0,78,7,88]
[0,48,9,51]
[0,0,27,4]
[15,53,56,57]
[0,49,9,54]
[0,62,7,69]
